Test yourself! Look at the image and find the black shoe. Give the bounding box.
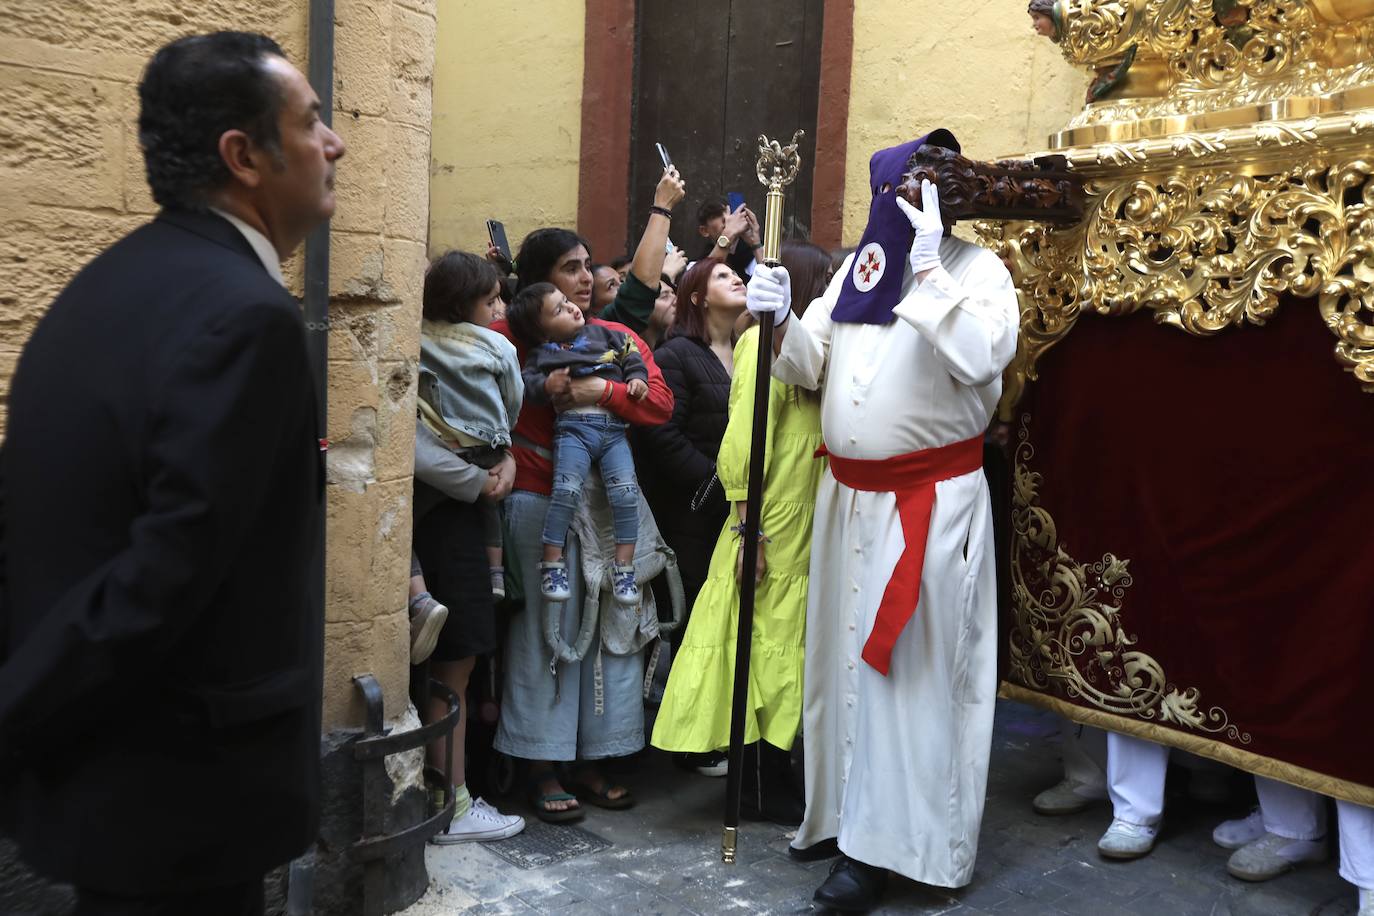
[788,837,840,862]
[813,856,888,912]
[741,791,804,827]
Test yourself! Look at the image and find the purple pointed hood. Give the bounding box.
[831,129,960,325]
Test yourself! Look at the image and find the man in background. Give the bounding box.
[0,31,343,916]
[696,196,763,279]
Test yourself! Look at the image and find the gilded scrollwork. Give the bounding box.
[1046,0,1374,131]
[1008,417,1252,742]
[978,154,1374,412]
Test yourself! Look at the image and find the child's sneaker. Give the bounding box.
[407,592,449,666]
[612,564,640,607]
[489,566,506,599]
[540,561,571,601]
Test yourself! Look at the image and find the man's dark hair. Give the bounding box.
[609,255,632,271]
[515,228,590,292]
[505,282,558,348]
[696,197,728,227]
[138,31,286,211]
[423,251,501,324]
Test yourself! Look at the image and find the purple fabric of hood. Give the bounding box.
[831,129,960,325]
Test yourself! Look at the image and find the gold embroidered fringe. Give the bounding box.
[1000,681,1374,807]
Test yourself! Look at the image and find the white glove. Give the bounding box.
[895,178,944,274]
[746,264,792,327]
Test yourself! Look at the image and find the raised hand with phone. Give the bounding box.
[703,198,759,269]
[613,148,685,323]
[485,218,514,274]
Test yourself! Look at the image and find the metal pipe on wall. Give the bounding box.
[290,0,333,912]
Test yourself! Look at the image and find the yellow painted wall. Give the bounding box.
[842,0,1085,244]
[429,0,586,258]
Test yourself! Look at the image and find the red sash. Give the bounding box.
[822,436,985,676]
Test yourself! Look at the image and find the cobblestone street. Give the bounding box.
[401,702,1355,915]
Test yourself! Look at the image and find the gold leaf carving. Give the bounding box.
[1008,417,1252,742]
[978,155,1374,412]
[1051,0,1374,133]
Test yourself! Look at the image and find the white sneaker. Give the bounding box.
[1097,818,1158,860]
[1226,831,1326,881]
[696,753,728,777]
[431,797,525,844]
[1033,778,1108,816]
[1357,887,1372,916]
[1213,807,1265,849]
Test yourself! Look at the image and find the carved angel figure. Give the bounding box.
[1028,0,1062,41]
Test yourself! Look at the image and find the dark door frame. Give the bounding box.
[576,0,853,257]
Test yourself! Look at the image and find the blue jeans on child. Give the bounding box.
[541,412,639,548]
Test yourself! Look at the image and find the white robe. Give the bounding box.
[774,236,1018,888]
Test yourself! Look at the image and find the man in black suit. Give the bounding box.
[0,31,344,916]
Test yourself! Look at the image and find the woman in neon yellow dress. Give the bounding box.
[651,241,832,822]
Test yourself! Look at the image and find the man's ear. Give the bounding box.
[218,129,263,189]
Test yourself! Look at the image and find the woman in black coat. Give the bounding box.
[639,259,749,615]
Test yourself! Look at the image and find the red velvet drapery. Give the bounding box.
[1007,298,1374,801]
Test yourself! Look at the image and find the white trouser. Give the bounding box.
[1256,777,1374,890]
[1061,718,1108,790]
[1256,776,1327,840]
[1106,732,1168,826]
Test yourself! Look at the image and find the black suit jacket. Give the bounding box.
[0,210,324,894]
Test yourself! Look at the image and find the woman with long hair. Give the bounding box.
[640,259,750,607]
[651,241,833,823]
[490,168,683,822]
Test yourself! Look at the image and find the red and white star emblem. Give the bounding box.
[852,242,886,292]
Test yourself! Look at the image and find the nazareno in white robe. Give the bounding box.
[773,235,1018,888]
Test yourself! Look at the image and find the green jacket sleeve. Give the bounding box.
[600,270,655,335]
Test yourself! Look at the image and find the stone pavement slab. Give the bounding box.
[399,702,1358,915]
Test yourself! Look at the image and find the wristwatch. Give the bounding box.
[716,234,731,250]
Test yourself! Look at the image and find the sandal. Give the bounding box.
[527,788,584,823]
[563,768,636,810]
[527,770,584,824]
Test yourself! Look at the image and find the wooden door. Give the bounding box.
[629,0,824,258]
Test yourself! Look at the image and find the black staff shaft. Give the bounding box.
[722,272,778,861]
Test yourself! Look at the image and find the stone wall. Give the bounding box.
[323,0,435,733]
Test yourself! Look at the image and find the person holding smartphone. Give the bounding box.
[696,196,763,281]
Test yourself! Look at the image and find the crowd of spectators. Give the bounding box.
[410,164,835,841]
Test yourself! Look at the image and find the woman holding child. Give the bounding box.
[490,168,684,823]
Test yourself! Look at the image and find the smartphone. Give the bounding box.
[486,219,512,268]
[727,191,745,212]
[665,239,675,254]
[656,142,673,169]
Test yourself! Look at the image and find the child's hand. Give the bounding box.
[627,378,648,400]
